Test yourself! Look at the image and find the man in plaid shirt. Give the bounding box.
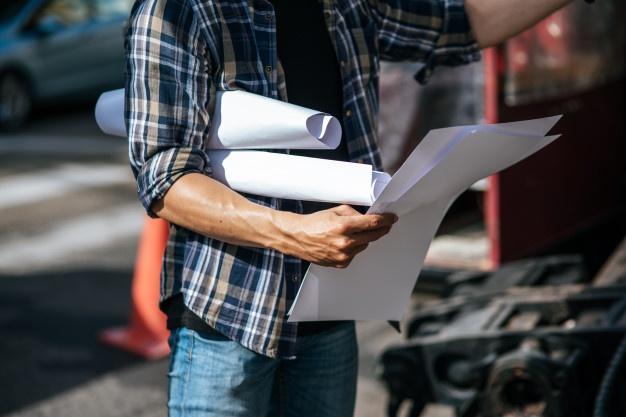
[126,0,574,415]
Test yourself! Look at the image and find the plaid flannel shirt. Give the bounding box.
[126,0,479,358]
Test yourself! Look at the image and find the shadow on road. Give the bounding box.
[0,268,149,415]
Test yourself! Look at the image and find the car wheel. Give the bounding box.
[0,72,32,131]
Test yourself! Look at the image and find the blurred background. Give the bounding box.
[0,1,624,417]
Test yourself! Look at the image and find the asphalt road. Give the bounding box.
[0,104,402,417]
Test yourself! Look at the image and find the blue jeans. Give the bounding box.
[167,323,358,417]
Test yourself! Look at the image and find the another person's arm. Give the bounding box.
[369,0,573,82]
[465,0,572,48]
[126,0,395,269]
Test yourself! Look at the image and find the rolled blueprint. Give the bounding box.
[95,88,341,149]
[94,89,384,205]
[211,150,390,205]
[209,90,341,150]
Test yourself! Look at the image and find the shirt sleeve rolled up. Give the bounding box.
[367,0,481,83]
[125,0,212,216]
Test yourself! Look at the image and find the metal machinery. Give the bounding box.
[377,4,625,415]
[380,282,626,417]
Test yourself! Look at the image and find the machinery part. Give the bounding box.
[593,236,626,287]
[0,71,32,131]
[380,286,626,417]
[415,255,586,298]
[379,347,430,417]
[445,255,586,298]
[593,335,626,417]
[483,337,587,417]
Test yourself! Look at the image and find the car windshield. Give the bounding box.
[0,0,29,24]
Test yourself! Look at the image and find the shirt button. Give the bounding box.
[340,60,346,67]
[265,13,272,21]
[291,275,299,283]
[265,65,273,73]
[345,109,353,117]
[323,10,331,20]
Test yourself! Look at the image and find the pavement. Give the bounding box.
[0,104,403,417]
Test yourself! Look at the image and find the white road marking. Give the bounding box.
[0,135,126,155]
[0,204,144,274]
[0,164,134,209]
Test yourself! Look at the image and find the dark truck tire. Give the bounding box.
[0,71,32,131]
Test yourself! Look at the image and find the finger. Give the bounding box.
[335,244,368,268]
[347,243,369,256]
[331,204,361,216]
[342,213,397,233]
[351,226,392,244]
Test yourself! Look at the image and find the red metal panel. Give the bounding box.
[492,78,625,262]
[483,48,501,267]
[483,1,625,265]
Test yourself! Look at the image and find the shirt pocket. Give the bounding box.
[348,20,379,87]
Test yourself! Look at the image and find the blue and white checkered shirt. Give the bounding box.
[125,0,479,358]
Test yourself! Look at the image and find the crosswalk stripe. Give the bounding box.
[0,204,144,274]
[0,164,134,210]
[0,135,126,155]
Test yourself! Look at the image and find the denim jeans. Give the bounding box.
[167,322,358,417]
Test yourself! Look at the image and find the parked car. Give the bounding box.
[0,0,132,129]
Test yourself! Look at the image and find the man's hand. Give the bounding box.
[274,205,397,268]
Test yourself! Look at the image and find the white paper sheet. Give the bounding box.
[211,150,390,205]
[288,116,562,322]
[95,89,341,149]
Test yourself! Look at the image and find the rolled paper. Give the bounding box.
[95,89,341,149]
[94,89,385,205]
[95,89,127,137]
[208,90,341,150]
[210,150,390,206]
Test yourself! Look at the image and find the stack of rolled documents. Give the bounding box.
[95,89,390,206]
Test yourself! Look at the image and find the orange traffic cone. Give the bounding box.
[100,216,170,360]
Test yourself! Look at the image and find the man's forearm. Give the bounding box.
[150,173,397,268]
[466,0,573,48]
[152,173,291,249]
